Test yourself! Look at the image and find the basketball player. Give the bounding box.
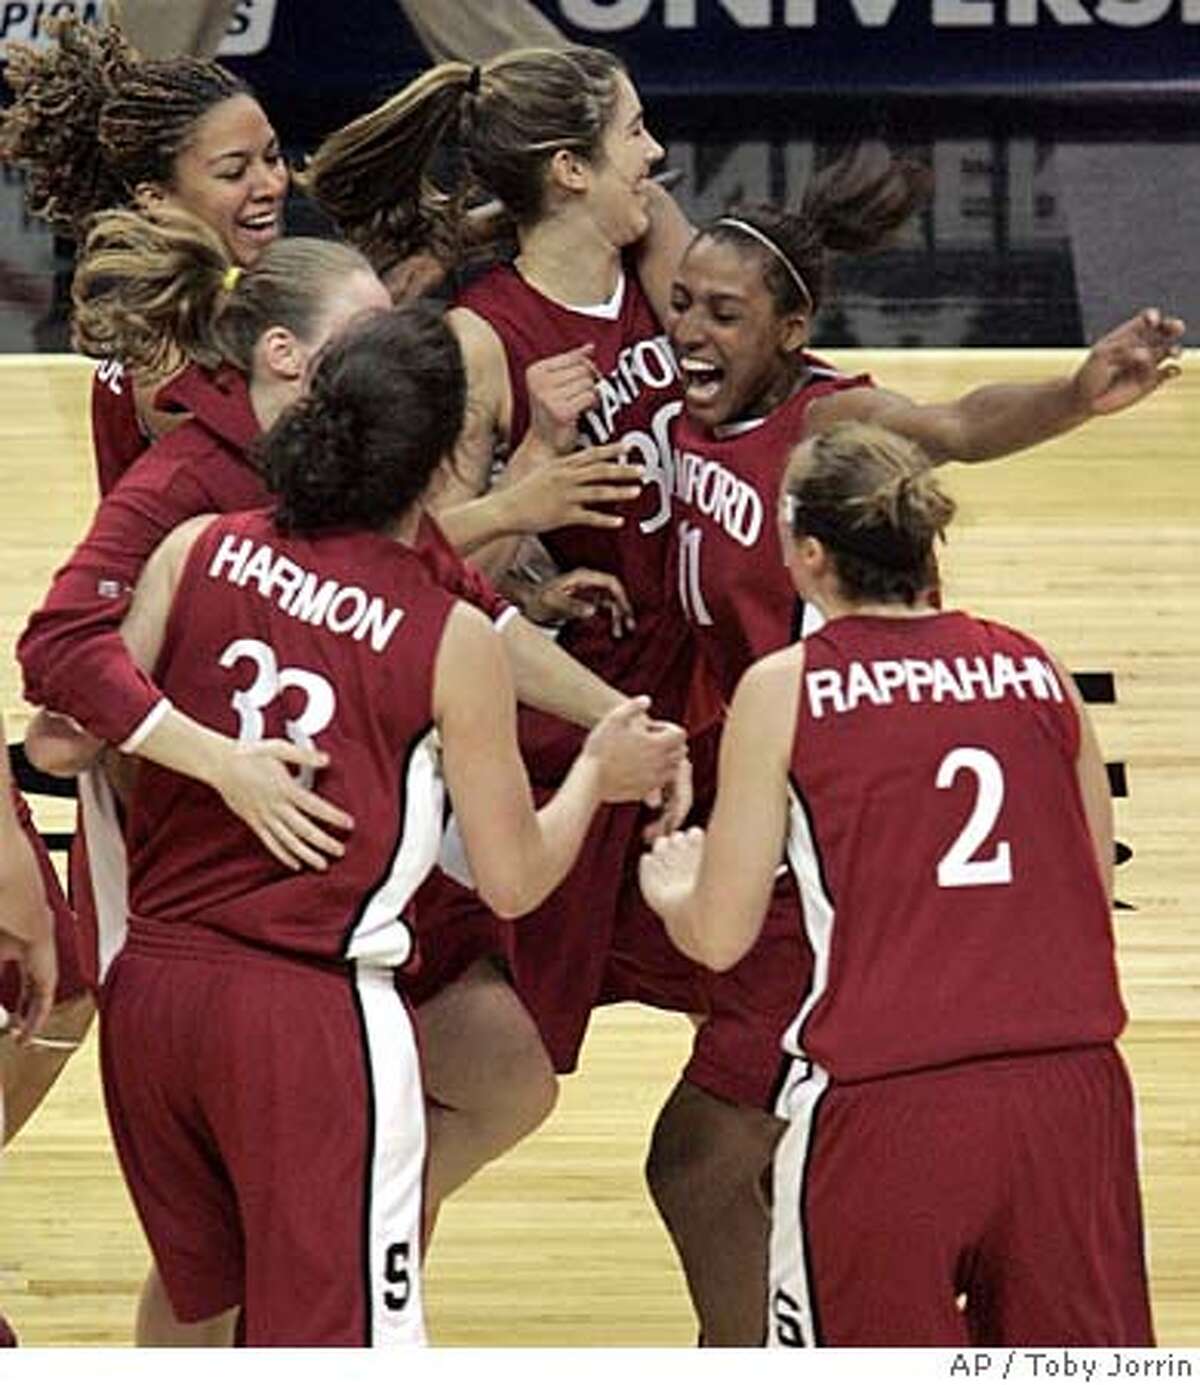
[93,303,684,1346]
[0,15,290,493]
[0,19,293,1147]
[302,41,707,1120]
[20,208,690,1340]
[647,149,1184,1342]
[641,421,1153,1347]
[0,711,58,1069]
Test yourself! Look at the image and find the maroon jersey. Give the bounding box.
[127,511,456,963]
[780,611,1124,1086]
[669,357,870,704]
[457,262,692,734]
[91,359,152,497]
[21,365,510,749]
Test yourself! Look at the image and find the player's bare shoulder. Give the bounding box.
[728,644,806,755]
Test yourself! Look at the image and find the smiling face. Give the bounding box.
[157,94,288,267]
[582,71,664,248]
[667,231,808,430]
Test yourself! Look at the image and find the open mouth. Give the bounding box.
[236,210,281,242]
[678,355,725,407]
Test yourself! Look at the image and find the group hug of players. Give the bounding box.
[0,16,1185,1349]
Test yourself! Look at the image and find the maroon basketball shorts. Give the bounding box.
[769,1044,1154,1347]
[413,792,703,1074]
[0,788,86,1012]
[684,872,810,1110]
[403,866,512,1008]
[101,921,427,1345]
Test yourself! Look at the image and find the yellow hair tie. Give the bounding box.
[222,265,243,293]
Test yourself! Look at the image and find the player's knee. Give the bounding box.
[491,1027,558,1137]
[645,1097,726,1220]
[645,1083,779,1223]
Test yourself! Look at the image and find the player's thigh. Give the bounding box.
[415,956,554,1112]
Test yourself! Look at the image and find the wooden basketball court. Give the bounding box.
[0,349,1195,1347]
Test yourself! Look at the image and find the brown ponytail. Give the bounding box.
[784,421,954,605]
[298,45,627,276]
[0,16,247,235]
[701,143,931,318]
[72,208,376,375]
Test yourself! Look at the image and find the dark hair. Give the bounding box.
[263,304,466,534]
[698,143,931,320]
[784,421,954,605]
[297,45,627,274]
[0,17,248,235]
[71,208,375,374]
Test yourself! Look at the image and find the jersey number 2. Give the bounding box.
[935,746,1013,888]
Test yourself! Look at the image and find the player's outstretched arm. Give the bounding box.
[808,307,1185,465]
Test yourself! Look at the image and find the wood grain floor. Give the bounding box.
[0,350,1196,1347]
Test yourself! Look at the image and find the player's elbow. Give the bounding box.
[697,936,751,973]
[475,867,544,921]
[682,909,757,973]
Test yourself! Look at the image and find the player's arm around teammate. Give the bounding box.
[111,322,688,920]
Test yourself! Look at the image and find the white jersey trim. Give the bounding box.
[120,696,172,754]
[521,266,627,321]
[712,415,769,440]
[342,726,443,969]
[777,780,837,1098]
[78,766,131,985]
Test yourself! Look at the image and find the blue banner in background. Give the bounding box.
[2,0,1196,142]
[541,0,1200,95]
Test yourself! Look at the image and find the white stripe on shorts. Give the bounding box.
[355,963,428,1346]
[768,1060,830,1349]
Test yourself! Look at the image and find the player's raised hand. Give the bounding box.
[527,343,602,453]
[521,567,637,639]
[638,826,706,920]
[500,442,643,535]
[211,740,354,873]
[643,751,694,844]
[583,696,688,805]
[1073,307,1185,416]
